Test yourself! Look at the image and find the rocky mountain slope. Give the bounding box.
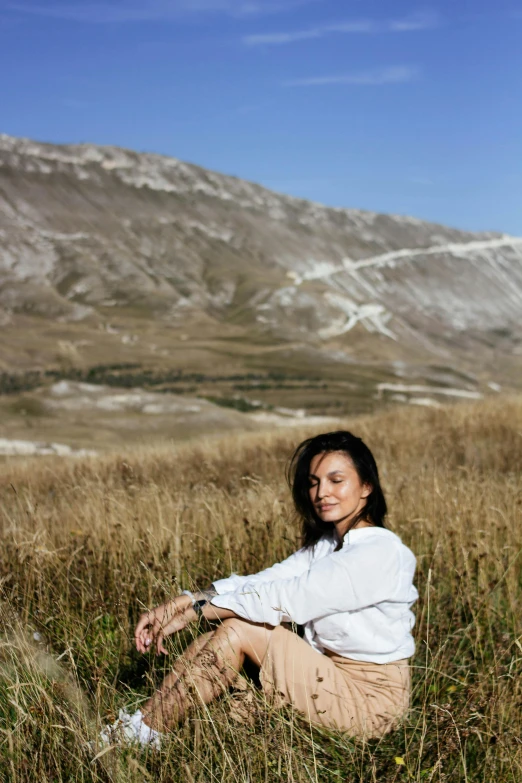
[1,133,521,400]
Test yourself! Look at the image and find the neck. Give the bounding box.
[334,516,373,541]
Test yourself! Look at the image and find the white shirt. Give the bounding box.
[211,527,418,663]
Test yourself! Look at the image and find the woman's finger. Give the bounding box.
[136,631,147,653]
[134,620,146,644]
[156,632,167,655]
[135,612,153,639]
[135,626,147,652]
[140,629,151,652]
[136,621,155,653]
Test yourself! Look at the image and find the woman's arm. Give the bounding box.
[145,602,239,655]
[135,544,318,654]
[211,545,314,595]
[211,540,405,627]
[135,593,240,655]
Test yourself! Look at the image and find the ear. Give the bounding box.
[361,483,372,499]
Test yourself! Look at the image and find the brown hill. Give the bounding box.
[0,133,521,437]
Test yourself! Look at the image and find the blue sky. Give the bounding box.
[1,0,521,234]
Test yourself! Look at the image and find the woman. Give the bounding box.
[101,430,418,748]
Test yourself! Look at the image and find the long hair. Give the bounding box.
[287,430,387,549]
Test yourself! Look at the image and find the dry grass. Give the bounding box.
[0,396,521,782]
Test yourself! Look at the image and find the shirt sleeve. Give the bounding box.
[212,546,313,596]
[211,540,401,626]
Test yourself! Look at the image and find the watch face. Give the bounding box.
[195,599,207,612]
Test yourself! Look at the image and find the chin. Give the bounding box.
[319,509,339,518]
[317,513,337,523]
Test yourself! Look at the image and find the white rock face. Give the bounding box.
[0,133,521,363]
[0,438,96,457]
[376,383,482,399]
[46,381,207,415]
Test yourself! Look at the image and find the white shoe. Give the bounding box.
[99,708,162,749]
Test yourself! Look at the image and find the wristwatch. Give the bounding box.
[193,599,207,616]
[181,591,208,617]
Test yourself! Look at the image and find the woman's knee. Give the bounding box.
[219,617,274,662]
[219,617,248,643]
[216,617,265,656]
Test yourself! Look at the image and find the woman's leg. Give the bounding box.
[142,618,274,732]
[168,630,215,671]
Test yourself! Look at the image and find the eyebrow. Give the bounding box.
[309,470,345,479]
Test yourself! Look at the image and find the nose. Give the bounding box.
[313,478,328,501]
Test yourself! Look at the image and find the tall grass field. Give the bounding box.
[1,397,521,782]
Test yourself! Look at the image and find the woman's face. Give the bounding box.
[308,450,371,538]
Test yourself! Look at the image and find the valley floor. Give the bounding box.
[0,396,521,782]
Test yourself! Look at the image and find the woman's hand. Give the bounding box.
[150,606,198,654]
[134,595,195,655]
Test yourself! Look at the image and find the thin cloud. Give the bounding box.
[244,20,374,46]
[244,10,439,46]
[284,66,420,87]
[389,10,439,32]
[7,0,317,23]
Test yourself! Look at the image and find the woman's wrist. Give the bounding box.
[181,590,196,605]
[177,586,222,624]
[201,603,237,622]
[183,604,209,626]
[184,587,217,603]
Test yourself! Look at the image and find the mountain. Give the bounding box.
[1,133,521,418]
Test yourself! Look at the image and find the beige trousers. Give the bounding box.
[258,626,410,737]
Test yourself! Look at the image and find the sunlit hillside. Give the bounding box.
[2,134,522,428]
[1,396,521,782]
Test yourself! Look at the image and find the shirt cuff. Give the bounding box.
[211,574,246,595]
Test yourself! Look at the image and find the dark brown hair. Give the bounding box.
[288,430,387,549]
